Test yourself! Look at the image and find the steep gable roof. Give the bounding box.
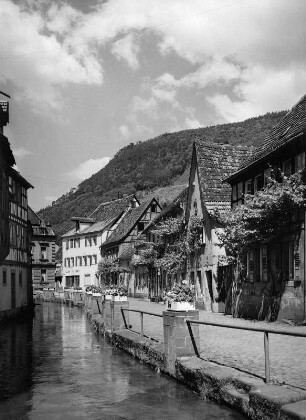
[142,187,188,234]
[28,206,55,236]
[227,94,306,181]
[89,194,138,221]
[102,197,161,247]
[194,139,254,212]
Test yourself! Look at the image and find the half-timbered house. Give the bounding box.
[225,94,306,322]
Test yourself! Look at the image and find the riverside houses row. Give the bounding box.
[62,195,140,288]
[59,93,306,322]
[0,99,34,321]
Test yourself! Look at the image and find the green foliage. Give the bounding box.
[38,111,285,241]
[141,215,203,274]
[217,170,306,261]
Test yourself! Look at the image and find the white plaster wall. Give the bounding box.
[62,235,103,288]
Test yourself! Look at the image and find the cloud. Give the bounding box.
[118,125,131,140]
[12,147,32,159]
[1,0,305,122]
[111,34,140,70]
[67,157,111,181]
[0,0,102,113]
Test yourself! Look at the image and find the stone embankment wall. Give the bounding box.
[46,291,306,420]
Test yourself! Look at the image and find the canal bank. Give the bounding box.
[0,303,246,420]
[87,305,306,420]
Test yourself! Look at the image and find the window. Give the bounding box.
[93,255,97,265]
[137,222,145,231]
[193,200,198,216]
[254,174,264,192]
[88,255,92,266]
[151,203,157,213]
[41,269,46,283]
[247,249,260,282]
[83,256,87,266]
[70,239,74,248]
[283,159,293,177]
[260,247,268,282]
[263,168,272,186]
[245,179,254,195]
[295,153,305,172]
[232,182,243,207]
[66,240,69,250]
[70,257,74,267]
[2,270,7,286]
[79,256,82,266]
[41,246,47,260]
[19,272,22,287]
[93,236,97,246]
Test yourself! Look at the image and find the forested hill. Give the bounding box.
[38,110,286,240]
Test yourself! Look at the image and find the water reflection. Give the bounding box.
[0,303,246,419]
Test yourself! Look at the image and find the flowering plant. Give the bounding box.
[163,283,195,303]
[85,285,103,293]
[104,285,127,296]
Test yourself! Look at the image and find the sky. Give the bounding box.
[0,0,305,211]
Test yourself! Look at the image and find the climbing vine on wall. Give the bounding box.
[134,215,203,274]
[217,170,306,262]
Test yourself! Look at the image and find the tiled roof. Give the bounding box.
[195,140,255,212]
[89,194,137,221]
[227,94,306,180]
[62,215,118,238]
[0,133,15,167]
[62,195,137,238]
[28,206,42,225]
[102,198,159,247]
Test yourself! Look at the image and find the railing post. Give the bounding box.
[111,301,114,333]
[186,320,200,357]
[140,312,144,338]
[264,331,270,383]
[121,308,128,329]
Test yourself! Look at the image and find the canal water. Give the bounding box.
[0,303,246,420]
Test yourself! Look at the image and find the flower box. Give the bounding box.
[112,295,127,302]
[92,292,102,297]
[105,294,113,300]
[168,301,195,311]
[86,291,93,295]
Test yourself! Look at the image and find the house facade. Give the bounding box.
[185,140,254,312]
[225,94,306,322]
[0,167,33,320]
[134,188,188,300]
[0,99,34,320]
[62,195,139,289]
[0,114,14,265]
[100,197,162,296]
[28,207,57,289]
